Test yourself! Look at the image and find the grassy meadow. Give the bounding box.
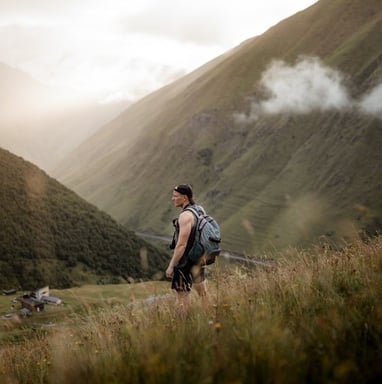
[1,236,382,383]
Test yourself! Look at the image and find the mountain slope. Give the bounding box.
[54,0,382,255]
[0,147,168,290]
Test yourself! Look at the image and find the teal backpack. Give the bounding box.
[184,205,222,265]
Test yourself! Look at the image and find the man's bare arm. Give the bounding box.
[165,211,193,278]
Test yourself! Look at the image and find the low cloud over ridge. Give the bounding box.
[359,84,382,117]
[234,57,382,123]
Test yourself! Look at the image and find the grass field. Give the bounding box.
[1,237,381,383]
[0,281,170,342]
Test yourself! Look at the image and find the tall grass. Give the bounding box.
[1,237,381,383]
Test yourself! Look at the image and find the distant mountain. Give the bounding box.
[0,62,128,171]
[53,0,382,255]
[0,147,168,290]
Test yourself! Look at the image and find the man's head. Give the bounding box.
[172,184,195,207]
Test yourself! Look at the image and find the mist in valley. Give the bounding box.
[0,63,128,171]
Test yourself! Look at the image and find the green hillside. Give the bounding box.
[0,147,168,290]
[54,0,382,255]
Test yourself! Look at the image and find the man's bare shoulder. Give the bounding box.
[178,210,194,224]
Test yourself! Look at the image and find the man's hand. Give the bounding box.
[166,265,174,279]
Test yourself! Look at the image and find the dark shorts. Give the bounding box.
[171,260,205,292]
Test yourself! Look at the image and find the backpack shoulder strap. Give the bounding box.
[184,206,198,219]
[184,204,205,218]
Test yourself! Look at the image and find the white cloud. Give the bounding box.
[359,84,382,117]
[0,0,318,102]
[0,1,226,101]
[121,2,225,46]
[234,57,382,123]
[260,57,350,114]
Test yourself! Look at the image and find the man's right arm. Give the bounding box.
[165,211,193,278]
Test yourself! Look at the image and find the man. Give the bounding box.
[166,184,207,303]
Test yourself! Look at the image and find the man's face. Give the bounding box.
[172,191,186,208]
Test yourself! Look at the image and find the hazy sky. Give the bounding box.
[0,0,318,103]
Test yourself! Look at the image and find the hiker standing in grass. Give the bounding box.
[166,184,208,305]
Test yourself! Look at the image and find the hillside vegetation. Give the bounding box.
[1,236,381,383]
[54,0,382,255]
[0,147,168,290]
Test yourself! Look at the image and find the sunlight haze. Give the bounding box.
[0,0,318,103]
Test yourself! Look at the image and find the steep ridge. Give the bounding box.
[0,147,167,289]
[54,0,382,255]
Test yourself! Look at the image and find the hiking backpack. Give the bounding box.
[184,205,222,265]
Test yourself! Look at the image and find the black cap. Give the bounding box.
[174,184,193,199]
